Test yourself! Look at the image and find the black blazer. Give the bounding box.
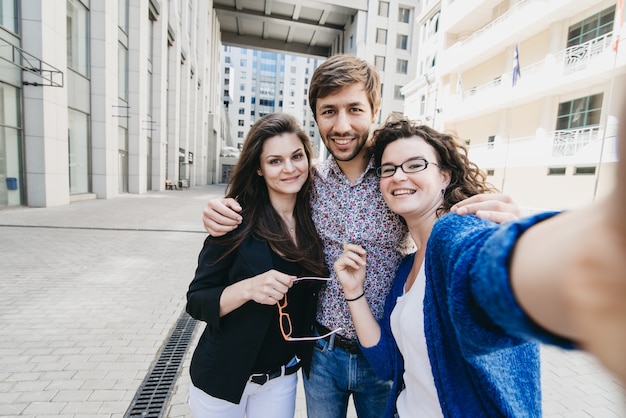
[186,232,321,404]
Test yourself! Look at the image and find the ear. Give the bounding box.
[257,169,263,176]
[441,169,451,191]
[371,107,381,124]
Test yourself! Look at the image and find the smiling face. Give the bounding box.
[379,136,450,221]
[258,132,310,201]
[314,82,379,163]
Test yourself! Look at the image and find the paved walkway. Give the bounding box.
[0,186,623,418]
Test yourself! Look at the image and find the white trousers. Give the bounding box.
[189,372,298,418]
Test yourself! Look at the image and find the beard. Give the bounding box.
[325,131,369,162]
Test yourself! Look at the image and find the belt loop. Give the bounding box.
[328,332,336,350]
[280,364,286,376]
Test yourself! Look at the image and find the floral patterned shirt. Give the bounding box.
[311,156,411,339]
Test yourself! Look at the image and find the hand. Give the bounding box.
[572,100,626,385]
[246,269,295,305]
[451,193,520,224]
[202,198,242,236]
[334,242,366,299]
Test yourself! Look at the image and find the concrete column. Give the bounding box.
[90,1,121,198]
[22,0,70,207]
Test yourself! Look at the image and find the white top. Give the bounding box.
[390,263,444,418]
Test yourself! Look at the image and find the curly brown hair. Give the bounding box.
[370,117,497,216]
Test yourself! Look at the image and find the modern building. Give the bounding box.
[343,0,420,122]
[0,0,224,208]
[220,47,323,181]
[2,0,421,208]
[403,0,625,211]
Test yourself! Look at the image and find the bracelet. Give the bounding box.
[345,292,365,302]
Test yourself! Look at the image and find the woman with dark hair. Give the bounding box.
[334,115,626,417]
[186,113,333,417]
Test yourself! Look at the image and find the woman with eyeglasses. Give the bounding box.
[334,114,626,417]
[186,113,329,417]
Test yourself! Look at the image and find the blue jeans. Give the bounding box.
[303,335,393,418]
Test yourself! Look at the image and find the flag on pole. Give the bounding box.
[512,44,521,87]
[613,0,623,53]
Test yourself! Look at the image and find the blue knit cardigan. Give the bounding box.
[360,212,575,418]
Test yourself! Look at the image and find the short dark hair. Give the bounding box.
[309,54,381,120]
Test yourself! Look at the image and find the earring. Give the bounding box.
[441,189,445,196]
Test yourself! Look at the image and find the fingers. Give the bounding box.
[334,243,367,296]
[250,270,295,305]
[451,193,520,224]
[202,198,243,235]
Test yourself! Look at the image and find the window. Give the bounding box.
[238,108,245,114]
[427,12,440,36]
[487,135,495,149]
[374,55,386,72]
[486,169,495,176]
[574,166,596,175]
[118,42,128,100]
[238,120,244,126]
[225,67,230,74]
[240,59,247,66]
[378,1,389,17]
[0,0,19,33]
[223,90,229,97]
[67,0,89,76]
[419,95,426,115]
[548,167,567,175]
[394,85,404,100]
[238,131,244,138]
[396,34,408,50]
[567,7,614,47]
[376,28,387,44]
[396,59,408,74]
[398,7,410,23]
[239,96,245,103]
[556,93,603,130]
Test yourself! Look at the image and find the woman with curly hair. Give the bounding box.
[333,118,543,417]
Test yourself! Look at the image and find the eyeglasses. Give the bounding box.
[278,278,342,341]
[376,157,439,178]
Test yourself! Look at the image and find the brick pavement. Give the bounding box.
[0,186,623,418]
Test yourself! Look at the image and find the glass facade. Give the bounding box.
[0,1,22,207]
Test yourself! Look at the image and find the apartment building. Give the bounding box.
[0,0,224,208]
[220,47,323,181]
[403,0,625,211]
[343,0,420,121]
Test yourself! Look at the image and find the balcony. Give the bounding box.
[442,33,626,122]
[439,0,601,75]
[467,126,617,170]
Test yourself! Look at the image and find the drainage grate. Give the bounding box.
[124,310,197,418]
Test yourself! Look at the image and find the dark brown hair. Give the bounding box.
[370,117,497,216]
[218,113,327,277]
[308,54,381,120]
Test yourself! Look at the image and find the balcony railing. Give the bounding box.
[468,125,614,168]
[552,126,601,156]
[457,33,616,100]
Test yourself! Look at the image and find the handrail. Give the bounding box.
[0,35,64,87]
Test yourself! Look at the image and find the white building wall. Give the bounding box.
[90,1,120,199]
[22,1,70,207]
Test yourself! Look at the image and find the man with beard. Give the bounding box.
[202,54,519,418]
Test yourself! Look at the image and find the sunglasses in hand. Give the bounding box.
[278,278,341,341]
